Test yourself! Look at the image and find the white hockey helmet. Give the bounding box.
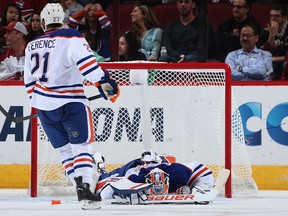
[40,3,64,31]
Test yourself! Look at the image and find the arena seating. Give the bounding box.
[107,2,272,32]
[106,2,273,60]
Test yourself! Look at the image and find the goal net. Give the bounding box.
[29,62,257,197]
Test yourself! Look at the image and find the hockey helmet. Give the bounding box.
[145,168,169,195]
[40,3,64,31]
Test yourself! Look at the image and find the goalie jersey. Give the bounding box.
[126,162,214,193]
[24,28,104,111]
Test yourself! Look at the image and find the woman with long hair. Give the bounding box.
[118,31,147,61]
[26,12,44,42]
[130,4,162,61]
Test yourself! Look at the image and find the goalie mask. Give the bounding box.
[40,3,64,31]
[145,168,169,195]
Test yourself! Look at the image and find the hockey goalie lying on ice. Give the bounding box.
[91,150,226,205]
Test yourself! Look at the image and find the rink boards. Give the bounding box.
[0,83,288,189]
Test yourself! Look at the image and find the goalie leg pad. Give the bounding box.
[106,178,152,205]
[109,178,152,196]
[129,191,148,205]
[93,152,107,174]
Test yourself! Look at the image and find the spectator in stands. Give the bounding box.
[158,0,213,63]
[45,0,62,3]
[214,0,262,62]
[118,31,147,61]
[130,4,162,61]
[0,0,46,24]
[26,12,44,42]
[0,3,22,26]
[0,3,22,51]
[259,4,287,80]
[62,0,84,23]
[0,22,27,81]
[75,0,112,10]
[68,3,112,61]
[225,24,273,81]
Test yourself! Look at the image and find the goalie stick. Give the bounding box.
[0,94,101,123]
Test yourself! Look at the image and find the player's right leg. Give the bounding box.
[62,102,101,209]
[38,103,101,209]
[38,107,77,185]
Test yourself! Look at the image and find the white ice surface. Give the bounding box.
[0,189,288,216]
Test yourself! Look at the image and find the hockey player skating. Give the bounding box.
[24,3,119,210]
[93,151,216,204]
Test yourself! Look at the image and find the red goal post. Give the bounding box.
[30,62,257,198]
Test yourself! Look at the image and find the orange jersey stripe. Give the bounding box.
[35,83,85,94]
[27,89,34,94]
[96,178,119,192]
[96,180,108,191]
[130,182,147,190]
[188,167,209,187]
[79,59,97,71]
[64,163,73,169]
[74,158,93,164]
[87,107,95,142]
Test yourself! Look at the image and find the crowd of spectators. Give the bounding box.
[0,0,287,81]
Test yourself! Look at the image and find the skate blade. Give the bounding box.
[81,200,101,210]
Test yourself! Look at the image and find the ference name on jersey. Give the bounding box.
[28,39,56,51]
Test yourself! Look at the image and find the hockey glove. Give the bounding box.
[96,70,120,103]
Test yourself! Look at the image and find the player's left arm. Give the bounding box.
[72,33,119,102]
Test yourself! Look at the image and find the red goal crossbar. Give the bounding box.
[29,62,232,198]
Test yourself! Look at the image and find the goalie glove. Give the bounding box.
[96,69,120,103]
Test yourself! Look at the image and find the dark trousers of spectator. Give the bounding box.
[271,61,285,80]
[158,52,198,63]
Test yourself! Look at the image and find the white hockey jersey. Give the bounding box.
[24,28,104,111]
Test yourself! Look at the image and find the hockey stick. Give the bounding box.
[0,94,102,123]
[0,105,36,123]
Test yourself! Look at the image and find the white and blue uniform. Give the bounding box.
[24,28,104,111]
[24,27,105,187]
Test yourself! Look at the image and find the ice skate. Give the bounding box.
[74,176,101,210]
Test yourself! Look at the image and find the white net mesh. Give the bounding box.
[32,63,257,197]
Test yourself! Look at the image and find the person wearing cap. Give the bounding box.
[0,3,23,56]
[0,21,27,80]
